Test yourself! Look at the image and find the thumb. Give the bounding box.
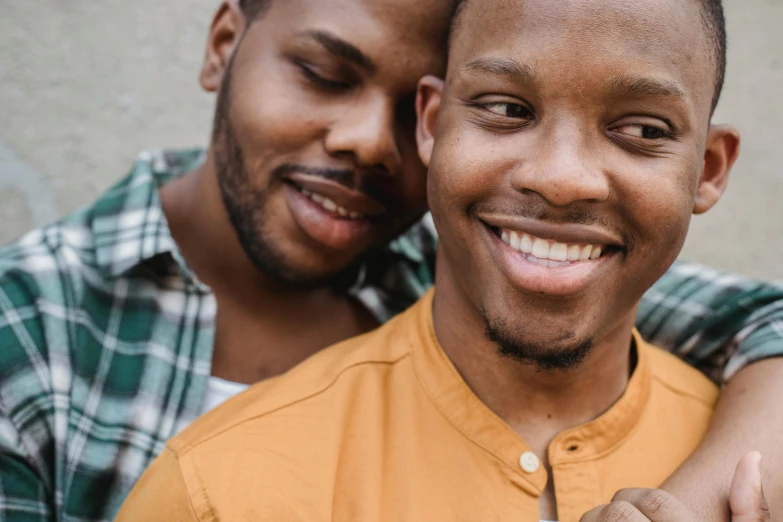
[730,451,770,522]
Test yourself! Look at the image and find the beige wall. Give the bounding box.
[1,0,781,280]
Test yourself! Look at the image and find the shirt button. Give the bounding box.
[519,451,540,473]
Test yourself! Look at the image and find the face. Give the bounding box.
[418,0,739,368]
[207,0,451,286]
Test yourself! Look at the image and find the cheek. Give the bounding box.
[618,164,696,261]
[227,66,327,161]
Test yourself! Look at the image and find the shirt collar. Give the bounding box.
[410,289,652,495]
[92,149,208,288]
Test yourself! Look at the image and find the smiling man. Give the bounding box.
[115,0,771,520]
[2,0,783,521]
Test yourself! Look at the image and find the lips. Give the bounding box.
[477,214,624,297]
[287,172,386,219]
[282,171,387,252]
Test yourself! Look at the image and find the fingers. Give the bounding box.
[611,488,701,521]
[580,488,702,522]
[730,451,771,522]
[579,500,653,522]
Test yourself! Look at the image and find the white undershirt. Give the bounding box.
[174,376,249,434]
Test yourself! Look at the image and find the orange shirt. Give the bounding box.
[117,290,717,522]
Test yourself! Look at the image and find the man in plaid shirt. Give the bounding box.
[0,0,780,521]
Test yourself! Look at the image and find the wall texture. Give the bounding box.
[1,0,781,280]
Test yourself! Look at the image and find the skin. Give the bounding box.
[581,451,770,522]
[416,0,739,518]
[160,0,450,383]
[158,0,780,519]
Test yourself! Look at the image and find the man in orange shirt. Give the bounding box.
[116,0,769,520]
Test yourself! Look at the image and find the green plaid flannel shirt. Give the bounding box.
[0,149,781,521]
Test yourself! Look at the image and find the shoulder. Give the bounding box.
[168,306,419,456]
[641,340,719,408]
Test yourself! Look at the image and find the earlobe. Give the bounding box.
[693,124,741,215]
[416,75,445,168]
[200,0,246,93]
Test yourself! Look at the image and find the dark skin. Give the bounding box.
[416,0,742,518]
[160,0,781,519]
[161,0,450,383]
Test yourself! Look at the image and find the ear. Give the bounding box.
[693,124,741,215]
[200,0,246,93]
[416,75,445,168]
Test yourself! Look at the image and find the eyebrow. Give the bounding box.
[297,30,376,73]
[607,74,685,98]
[463,57,536,82]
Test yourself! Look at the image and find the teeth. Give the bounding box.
[520,234,533,254]
[510,232,521,250]
[549,242,568,262]
[498,228,608,266]
[300,187,365,220]
[532,238,550,259]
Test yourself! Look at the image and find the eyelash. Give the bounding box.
[473,102,674,143]
[299,63,351,91]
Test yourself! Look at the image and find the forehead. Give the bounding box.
[452,0,714,111]
[258,0,451,74]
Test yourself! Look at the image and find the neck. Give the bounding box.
[160,149,378,384]
[431,267,636,455]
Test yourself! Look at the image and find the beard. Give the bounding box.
[483,313,593,372]
[210,60,360,290]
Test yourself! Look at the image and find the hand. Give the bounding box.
[580,451,770,522]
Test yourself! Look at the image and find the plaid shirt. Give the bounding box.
[0,149,781,522]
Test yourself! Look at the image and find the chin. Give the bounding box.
[483,312,595,372]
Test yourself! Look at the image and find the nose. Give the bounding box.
[324,94,402,176]
[511,119,610,207]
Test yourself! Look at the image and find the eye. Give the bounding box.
[299,63,351,91]
[483,102,532,119]
[616,124,670,140]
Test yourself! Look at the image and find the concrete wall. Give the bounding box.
[1,0,781,280]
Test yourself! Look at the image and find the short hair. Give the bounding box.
[238,0,272,21]
[448,0,727,112]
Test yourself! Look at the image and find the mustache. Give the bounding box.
[273,163,392,207]
[471,200,636,252]
[471,200,605,226]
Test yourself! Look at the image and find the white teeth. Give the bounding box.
[498,228,607,266]
[301,188,364,220]
[510,232,521,250]
[532,238,550,259]
[549,242,568,262]
[520,234,533,254]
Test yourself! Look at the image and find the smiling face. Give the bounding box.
[418,0,739,369]
[207,0,451,286]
